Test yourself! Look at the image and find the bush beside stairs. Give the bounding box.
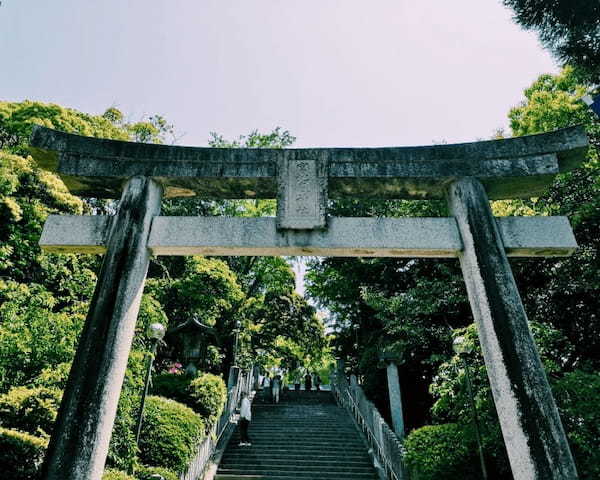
[215,389,378,480]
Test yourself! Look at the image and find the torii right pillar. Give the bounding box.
[447,177,578,479]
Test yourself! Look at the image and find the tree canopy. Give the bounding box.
[503,0,600,82]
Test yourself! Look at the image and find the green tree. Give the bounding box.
[428,323,598,478]
[503,0,600,82]
[507,67,600,369]
[0,100,176,472]
[306,198,464,427]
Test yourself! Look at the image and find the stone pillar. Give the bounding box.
[350,374,358,387]
[253,365,261,391]
[228,366,240,391]
[41,177,163,480]
[447,177,578,480]
[385,361,405,441]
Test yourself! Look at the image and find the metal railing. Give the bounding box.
[180,366,255,480]
[332,370,406,480]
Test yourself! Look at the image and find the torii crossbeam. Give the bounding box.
[30,125,588,480]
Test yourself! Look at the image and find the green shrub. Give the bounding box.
[34,362,72,390]
[102,469,136,480]
[0,386,62,436]
[136,465,179,480]
[553,370,600,479]
[138,396,205,473]
[107,350,147,472]
[150,373,192,406]
[404,423,479,480]
[188,373,227,427]
[0,427,48,480]
[151,372,227,428]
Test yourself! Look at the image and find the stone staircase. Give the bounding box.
[215,389,378,480]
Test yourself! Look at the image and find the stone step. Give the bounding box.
[216,475,376,480]
[227,441,365,449]
[217,394,376,480]
[216,469,377,479]
[225,445,367,454]
[223,452,370,461]
[230,433,363,440]
[249,420,353,425]
[219,463,375,473]
[221,456,372,466]
[229,438,362,444]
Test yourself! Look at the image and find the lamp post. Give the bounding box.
[453,335,488,480]
[233,319,242,367]
[135,322,166,445]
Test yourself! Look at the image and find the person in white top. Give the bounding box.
[272,375,281,404]
[239,391,252,446]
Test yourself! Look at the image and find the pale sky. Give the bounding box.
[1,0,556,149]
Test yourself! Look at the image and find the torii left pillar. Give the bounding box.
[41,177,162,480]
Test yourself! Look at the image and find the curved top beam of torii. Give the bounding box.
[29,124,588,200]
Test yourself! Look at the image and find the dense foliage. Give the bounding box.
[0,386,61,436]
[552,371,600,479]
[102,470,136,480]
[188,373,228,427]
[0,101,173,473]
[0,427,48,480]
[404,424,478,480]
[137,396,205,473]
[150,372,227,429]
[503,0,600,82]
[135,465,179,480]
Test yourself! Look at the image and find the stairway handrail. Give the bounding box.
[181,365,255,480]
[332,370,406,480]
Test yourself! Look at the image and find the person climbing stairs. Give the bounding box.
[215,389,378,479]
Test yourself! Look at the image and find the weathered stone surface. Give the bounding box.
[41,177,163,480]
[29,125,588,199]
[447,177,578,480]
[40,215,111,254]
[385,362,405,441]
[276,154,328,230]
[40,215,577,258]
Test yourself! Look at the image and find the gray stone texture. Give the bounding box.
[385,362,405,441]
[29,125,588,200]
[41,177,163,480]
[447,177,578,480]
[276,154,328,230]
[40,215,577,258]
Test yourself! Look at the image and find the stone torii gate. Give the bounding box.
[30,125,588,480]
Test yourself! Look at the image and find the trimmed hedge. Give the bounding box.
[151,372,227,429]
[404,423,479,480]
[0,386,61,436]
[0,427,48,480]
[188,373,227,427]
[136,465,179,480]
[102,469,136,480]
[138,396,205,473]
